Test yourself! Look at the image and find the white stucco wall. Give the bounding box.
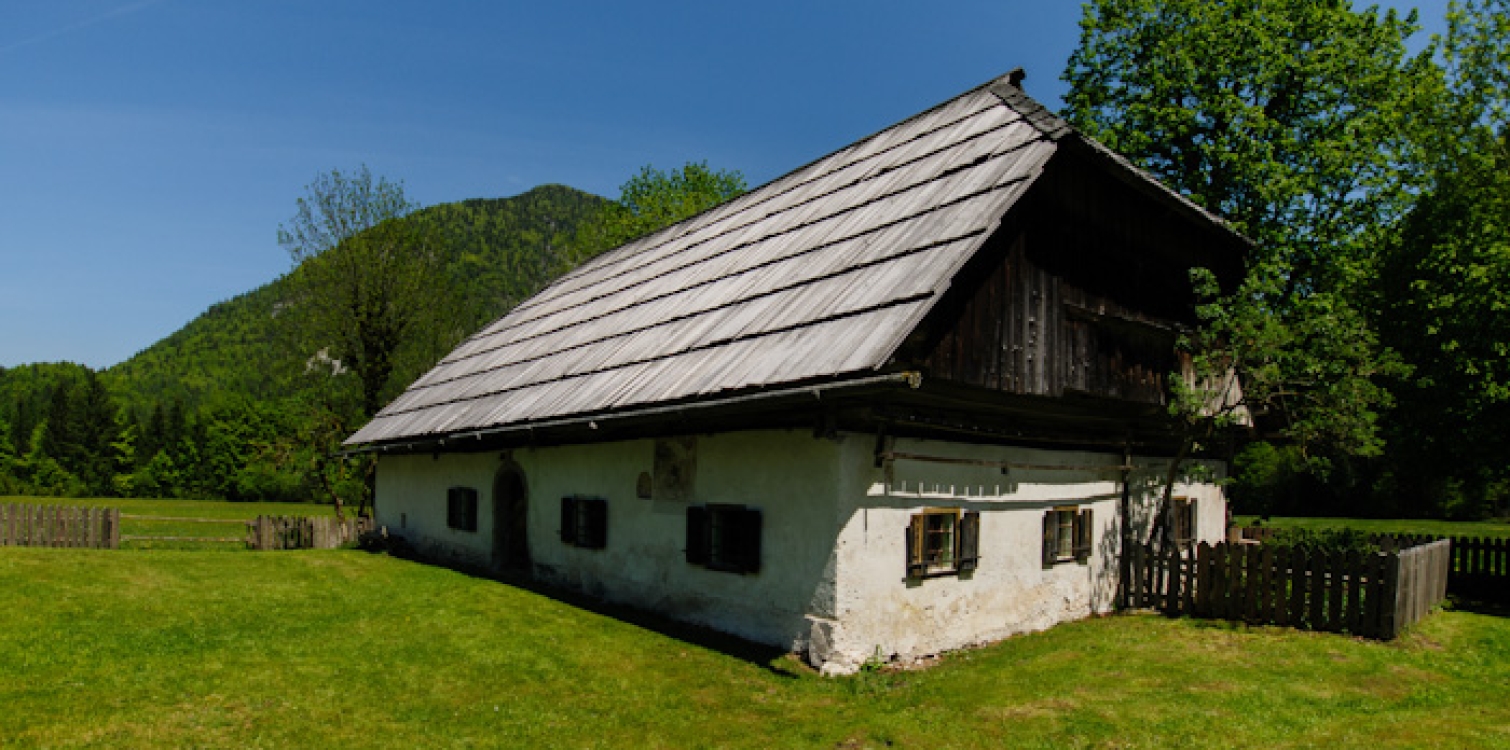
[375,430,845,651]
[375,451,502,567]
[809,437,1229,674]
[374,429,1228,674]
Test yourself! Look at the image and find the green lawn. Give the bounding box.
[1,496,341,550]
[1235,515,1510,539]
[2,548,1508,748]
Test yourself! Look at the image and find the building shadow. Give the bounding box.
[370,548,805,678]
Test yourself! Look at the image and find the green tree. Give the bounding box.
[279,165,460,419]
[1062,0,1423,528]
[1063,0,1430,292]
[1372,0,1510,516]
[578,162,747,255]
[0,414,16,493]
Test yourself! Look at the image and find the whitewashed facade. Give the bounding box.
[374,430,1226,673]
[353,71,1247,674]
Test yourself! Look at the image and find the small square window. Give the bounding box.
[447,487,478,532]
[1042,506,1092,567]
[686,504,761,574]
[559,496,608,549]
[906,508,979,579]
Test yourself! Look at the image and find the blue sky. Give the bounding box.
[0,1,1448,369]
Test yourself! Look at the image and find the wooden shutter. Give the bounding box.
[1186,500,1198,544]
[559,495,578,544]
[685,505,709,564]
[733,507,762,573]
[1042,510,1058,568]
[907,514,927,578]
[1074,509,1094,563]
[957,511,980,573]
[448,487,478,531]
[584,498,608,549]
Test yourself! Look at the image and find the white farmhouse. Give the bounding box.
[344,71,1247,674]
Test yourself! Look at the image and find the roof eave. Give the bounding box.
[339,370,923,456]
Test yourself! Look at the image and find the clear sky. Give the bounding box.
[0,0,1448,370]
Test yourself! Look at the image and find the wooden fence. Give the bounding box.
[1127,539,1451,639]
[246,515,371,550]
[1237,527,1509,601]
[1448,536,1509,599]
[0,504,120,549]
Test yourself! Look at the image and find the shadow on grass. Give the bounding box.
[376,550,804,678]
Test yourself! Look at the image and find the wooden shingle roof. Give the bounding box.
[346,73,1236,448]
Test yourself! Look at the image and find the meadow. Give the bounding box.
[2,534,1508,748]
[1,496,339,550]
[1234,515,1510,539]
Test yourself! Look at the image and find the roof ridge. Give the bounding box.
[519,73,1027,310]
[464,113,1035,348]
[987,80,1074,141]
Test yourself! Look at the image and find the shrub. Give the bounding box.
[1263,527,1381,556]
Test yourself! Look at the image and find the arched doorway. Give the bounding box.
[492,462,530,572]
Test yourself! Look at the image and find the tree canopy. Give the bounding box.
[1064,0,1419,471]
[1369,0,1510,514]
[578,162,747,254]
[279,166,459,420]
[1064,0,1430,294]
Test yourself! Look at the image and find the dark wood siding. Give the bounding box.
[915,156,1204,406]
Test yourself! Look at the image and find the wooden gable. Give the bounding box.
[907,146,1243,408]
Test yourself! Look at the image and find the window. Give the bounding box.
[907,508,980,578]
[1042,506,1092,567]
[559,495,608,549]
[1172,496,1197,546]
[447,487,478,532]
[685,504,761,574]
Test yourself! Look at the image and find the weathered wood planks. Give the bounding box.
[1126,538,1451,640]
[0,504,120,549]
[245,516,372,550]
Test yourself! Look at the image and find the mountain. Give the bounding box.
[105,184,609,417]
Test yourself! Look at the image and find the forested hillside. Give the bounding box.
[107,184,606,416]
[1,184,610,502]
[0,165,748,505]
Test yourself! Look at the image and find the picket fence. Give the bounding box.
[1127,538,1450,639]
[245,515,372,550]
[1239,527,1508,601]
[0,504,120,549]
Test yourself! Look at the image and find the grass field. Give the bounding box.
[0,496,341,550]
[2,547,1508,748]
[1234,515,1510,539]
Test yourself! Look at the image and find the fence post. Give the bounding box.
[1194,543,1212,617]
[1379,551,1401,639]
